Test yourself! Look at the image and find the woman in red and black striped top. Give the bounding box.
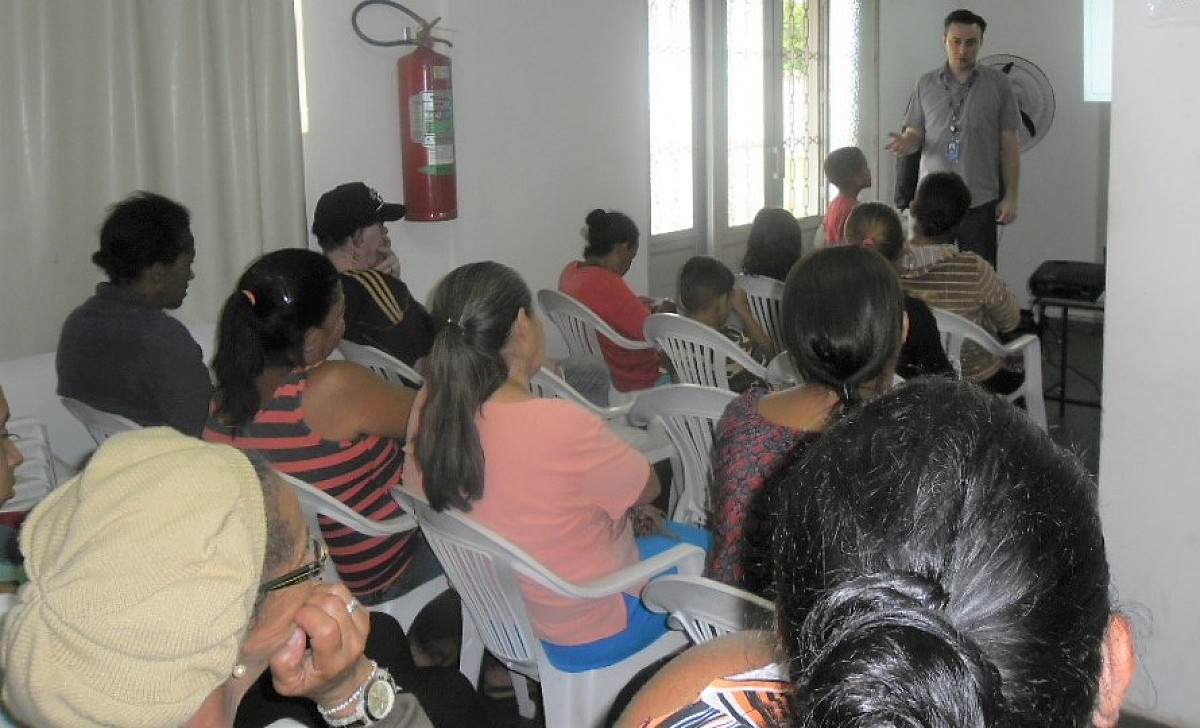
[204,249,437,604]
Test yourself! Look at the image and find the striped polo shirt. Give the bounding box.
[898,244,1020,383]
[204,367,416,597]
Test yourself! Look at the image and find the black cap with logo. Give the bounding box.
[312,182,406,242]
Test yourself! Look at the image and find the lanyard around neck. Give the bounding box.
[941,71,976,136]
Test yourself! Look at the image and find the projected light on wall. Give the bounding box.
[1084,0,1112,102]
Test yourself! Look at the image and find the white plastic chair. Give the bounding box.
[643,314,768,391]
[1,418,60,515]
[537,289,656,404]
[930,308,1047,430]
[337,340,423,388]
[627,384,737,526]
[734,274,786,353]
[396,488,704,728]
[60,396,140,446]
[798,213,824,254]
[274,472,448,632]
[641,575,774,644]
[530,366,673,465]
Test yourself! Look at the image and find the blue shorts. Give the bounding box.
[540,522,710,672]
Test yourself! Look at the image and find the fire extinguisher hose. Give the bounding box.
[351,0,453,48]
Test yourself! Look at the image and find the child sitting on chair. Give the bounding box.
[677,256,774,393]
[843,202,955,380]
[822,146,872,245]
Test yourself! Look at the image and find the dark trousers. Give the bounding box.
[956,199,1000,269]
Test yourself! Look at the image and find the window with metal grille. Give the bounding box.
[647,0,876,291]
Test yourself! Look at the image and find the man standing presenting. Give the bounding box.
[886,9,1020,268]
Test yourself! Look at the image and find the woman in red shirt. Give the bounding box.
[558,209,669,393]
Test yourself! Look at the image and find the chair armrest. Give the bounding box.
[530,366,633,420]
[604,331,655,350]
[581,400,634,421]
[514,542,706,599]
[335,513,417,538]
[284,473,417,537]
[339,487,416,536]
[1002,333,1038,357]
[399,485,705,599]
[309,491,416,537]
[725,345,768,380]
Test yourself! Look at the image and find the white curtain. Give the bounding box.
[0,0,305,361]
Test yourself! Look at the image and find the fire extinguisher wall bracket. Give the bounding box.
[398,42,458,222]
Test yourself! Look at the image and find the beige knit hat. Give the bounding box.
[0,427,268,727]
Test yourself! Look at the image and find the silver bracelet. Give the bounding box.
[317,660,378,725]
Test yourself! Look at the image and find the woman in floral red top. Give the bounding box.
[706,246,906,596]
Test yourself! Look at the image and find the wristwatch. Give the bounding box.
[320,663,401,727]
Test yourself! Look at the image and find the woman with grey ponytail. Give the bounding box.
[618,378,1136,728]
[405,262,709,657]
[708,245,905,596]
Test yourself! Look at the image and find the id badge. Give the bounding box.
[946,139,960,163]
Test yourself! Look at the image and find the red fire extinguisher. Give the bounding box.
[398,32,457,221]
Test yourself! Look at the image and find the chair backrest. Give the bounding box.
[337,340,423,387]
[628,384,737,525]
[930,308,1047,430]
[640,575,774,644]
[643,313,767,391]
[59,397,140,446]
[537,289,651,362]
[734,274,786,353]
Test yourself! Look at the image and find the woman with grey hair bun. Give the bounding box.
[0,428,430,727]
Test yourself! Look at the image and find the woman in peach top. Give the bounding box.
[404,261,707,658]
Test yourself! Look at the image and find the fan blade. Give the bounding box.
[1003,61,1014,73]
[1020,110,1037,137]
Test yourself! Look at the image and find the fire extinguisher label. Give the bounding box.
[408,89,455,174]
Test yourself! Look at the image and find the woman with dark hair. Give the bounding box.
[56,191,212,436]
[619,378,1136,728]
[406,261,707,660]
[203,249,441,610]
[741,208,803,282]
[844,201,954,379]
[559,209,669,393]
[707,245,905,596]
[895,171,1023,393]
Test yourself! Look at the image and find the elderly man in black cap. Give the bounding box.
[312,182,436,368]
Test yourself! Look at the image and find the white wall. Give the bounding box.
[877,1,1107,306]
[300,0,650,361]
[1101,2,1200,723]
[298,3,1196,722]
